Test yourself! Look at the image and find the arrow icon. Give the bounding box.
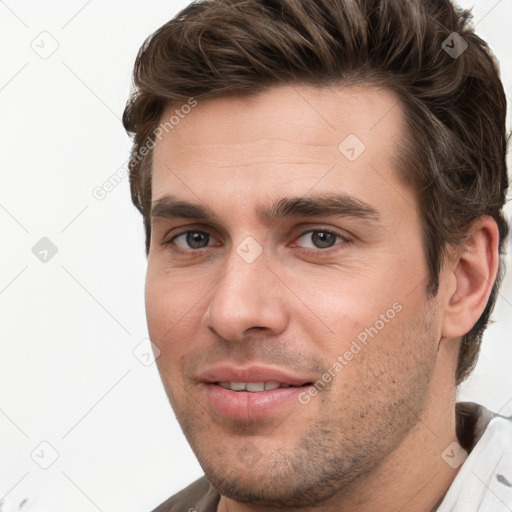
[441,441,467,468]
[442,32,468,59]
[31,441,59,469]
[32,237,58,263]
[236,237,263,263]
[339,134,365,161]
[30,31,59,60]
[133,339,160,366]
[237,442,262,468]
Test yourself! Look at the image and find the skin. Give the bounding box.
[145,85,499,512]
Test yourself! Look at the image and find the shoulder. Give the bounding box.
[151,476,220,512]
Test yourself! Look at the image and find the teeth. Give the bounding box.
[217,381,293,392]
[246,382,265,392]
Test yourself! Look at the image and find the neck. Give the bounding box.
[218,339,462,512]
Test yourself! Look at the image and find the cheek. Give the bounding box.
[292,269,432,372]
[292,277,398,340]
[324,300,437,410]
[144,266,206,361]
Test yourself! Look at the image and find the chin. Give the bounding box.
[199,453,346,508]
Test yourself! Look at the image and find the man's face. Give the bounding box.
[146,85,445,506]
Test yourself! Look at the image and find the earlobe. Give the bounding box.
[441,217,500,339]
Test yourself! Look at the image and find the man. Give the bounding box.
[122,0,512,510]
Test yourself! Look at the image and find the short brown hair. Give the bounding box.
[122,0,509,385]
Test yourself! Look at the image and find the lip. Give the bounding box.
[198,364,315,420]
[198,364,314,386]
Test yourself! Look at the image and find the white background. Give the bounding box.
[0,1,511,511]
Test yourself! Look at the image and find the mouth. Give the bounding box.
[216,381,313,392]
[198,365,316,419]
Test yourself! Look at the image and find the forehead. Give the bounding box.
[150,84,408,213]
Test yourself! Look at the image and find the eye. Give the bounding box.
[171,230,216,250]
[294,230,346,250]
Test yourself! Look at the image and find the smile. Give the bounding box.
[217,381,304,392]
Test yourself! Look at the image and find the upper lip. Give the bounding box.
[198,364,314,386]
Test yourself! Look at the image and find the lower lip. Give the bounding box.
[204,383,307,420]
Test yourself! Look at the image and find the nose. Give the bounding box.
[204,246,289,342]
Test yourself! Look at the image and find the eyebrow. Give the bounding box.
[150,193,381,224]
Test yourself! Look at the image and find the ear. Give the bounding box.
[441,216,500,339]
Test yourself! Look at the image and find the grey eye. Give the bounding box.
[311,231,337,248]
[174,231,212,249]
[296,230,340,249]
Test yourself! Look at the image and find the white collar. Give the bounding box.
[437,415,512,511]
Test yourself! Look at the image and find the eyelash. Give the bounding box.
[163,228,350,255]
